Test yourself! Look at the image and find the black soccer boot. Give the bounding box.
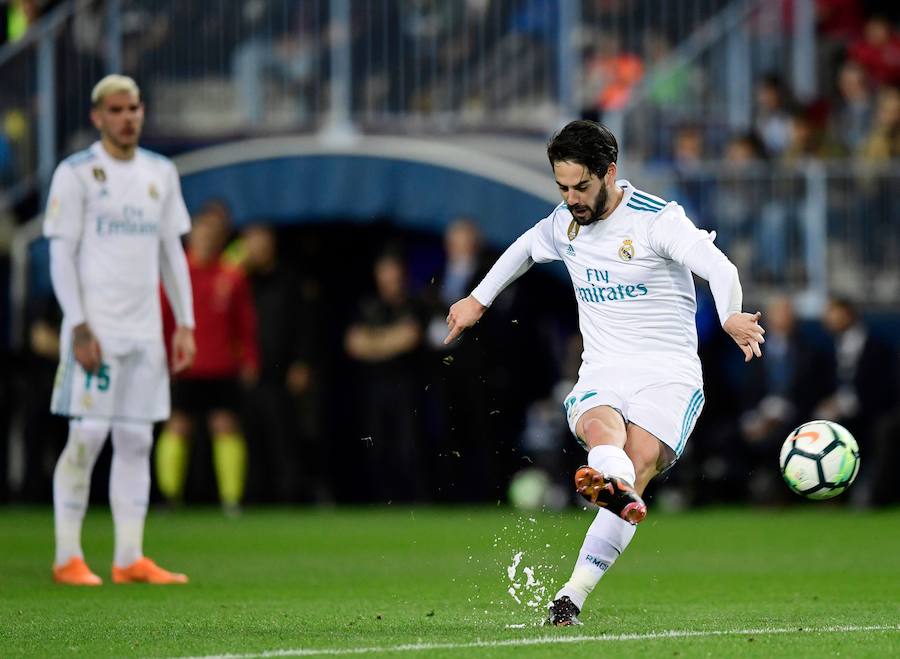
[545,595,583,627]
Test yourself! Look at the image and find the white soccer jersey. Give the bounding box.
[43,142,191,341]
[473,180,713,384]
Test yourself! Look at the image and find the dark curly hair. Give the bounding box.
[546,120,618,176]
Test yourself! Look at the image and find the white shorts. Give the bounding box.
[51,331,170,423]
[563,365,704,459]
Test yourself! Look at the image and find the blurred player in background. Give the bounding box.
[45,75,195,585]
[156,205,258,515]
[241,224,325,503]
[445,120,764,625]
[345,250,424,502]
[423,218,496,501]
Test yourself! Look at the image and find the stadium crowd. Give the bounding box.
[2,2,899,170]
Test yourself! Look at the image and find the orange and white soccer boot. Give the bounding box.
[575,465,648,525]
[53,557,103,586]
[111,557,188,584]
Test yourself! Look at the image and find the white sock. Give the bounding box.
[110,422,152,568]
[555,507,637,611]
[588,444,636,485]
[53,419,110,566]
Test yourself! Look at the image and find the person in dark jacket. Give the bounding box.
[738,296,835,502]
[241,224,328,502]
[815,296,898,505]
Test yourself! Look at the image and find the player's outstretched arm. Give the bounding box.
[444,218,559,344]
[444,295,487,345]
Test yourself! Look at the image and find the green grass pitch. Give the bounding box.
[1,506,898,657]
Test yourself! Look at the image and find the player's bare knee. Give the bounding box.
[209,410,240,436]
[578,407,626,449]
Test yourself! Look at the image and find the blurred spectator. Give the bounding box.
[70,4,108,62]
[399,0,467,112]
[157,206,259,514]
[634,30,704,160]
[672,126,705,168]
[853,86,900,266]
[815,0,868,102]
[815,297,898,505]
[232,0,321,127]
[847,16,900,87]
[583,31,644,114]
[241,224,328,503]
[720,132,796,281]
[831,60,875,154]
[475,0,557,112]
[781,110,828,164]
[423,218,496,501]
[668,126,710,220]
[2,0,40,44]
[754,74,794,157]
[816,0,866,46]
[749,0,793,75]
[737,296,835,503]
[345,250,425,502]
[712,133,766,253]
[70,2,168,73]
[856,85,900,163]
[643,30,700,111]
[437,218,484,310]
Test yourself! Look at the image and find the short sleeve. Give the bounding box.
[43,163,85,240]
[647,202,713,264]
[160,162,191,238]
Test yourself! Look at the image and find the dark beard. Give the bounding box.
[571,184,609,226]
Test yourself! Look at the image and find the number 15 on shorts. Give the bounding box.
[85,363,111,392]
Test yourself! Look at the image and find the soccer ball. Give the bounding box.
[779,420,860,500]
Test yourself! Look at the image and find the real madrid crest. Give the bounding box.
[567,219,580,241]
[92,167,107,183]
[618,238,635,261]
[149,183,159,200]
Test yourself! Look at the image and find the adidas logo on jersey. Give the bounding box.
[566,244,576,257]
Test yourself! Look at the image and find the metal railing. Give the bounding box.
[0,0,801,207]
[634,160,900,312]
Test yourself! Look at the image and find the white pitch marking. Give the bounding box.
[168,624,900,659]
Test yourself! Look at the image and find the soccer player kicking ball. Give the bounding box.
[445,121,764,625]
[45,75,196,585]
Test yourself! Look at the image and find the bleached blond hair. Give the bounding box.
[91,74,141,107]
